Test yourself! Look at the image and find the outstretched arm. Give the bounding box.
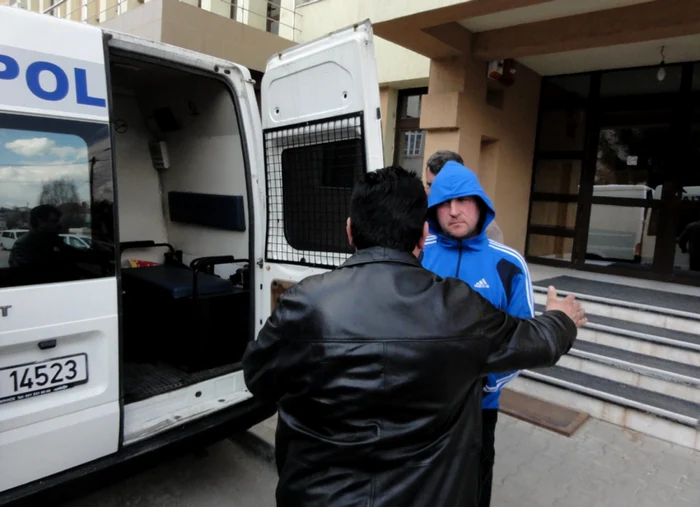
[486,265,536,391]
[479,286,582,375]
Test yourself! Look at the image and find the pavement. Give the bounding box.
[56,412,699,507]
[58,436,278,507]
[491,413,699,507]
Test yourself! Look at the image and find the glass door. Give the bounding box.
[670,64,700,279]
[580,65,685,277]
[528,63,700,284]
[526,74,590,264]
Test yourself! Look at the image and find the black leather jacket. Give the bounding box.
[243,247,577,507]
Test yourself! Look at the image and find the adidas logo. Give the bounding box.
[474,279,490,289]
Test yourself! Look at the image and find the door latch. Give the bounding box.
[0,305,11,317]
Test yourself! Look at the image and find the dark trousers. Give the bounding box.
[478,409,499,507]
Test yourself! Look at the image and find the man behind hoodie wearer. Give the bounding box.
[421,160,534,507]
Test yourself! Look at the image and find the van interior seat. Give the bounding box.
[120,242,247,371]
[121,264,234,299]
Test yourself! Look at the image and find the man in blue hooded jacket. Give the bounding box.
[421,160,535,507]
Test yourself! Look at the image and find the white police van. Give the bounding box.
[0,6,382,503]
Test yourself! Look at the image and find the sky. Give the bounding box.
[0,128,91,209]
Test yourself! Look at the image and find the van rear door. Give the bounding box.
[258,20,383,319]
[0,9,119,494]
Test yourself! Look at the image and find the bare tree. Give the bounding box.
[38,178,80,207]
[38,178,86,229]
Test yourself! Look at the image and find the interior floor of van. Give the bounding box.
[108,52,252,407]
[123,361,239,404]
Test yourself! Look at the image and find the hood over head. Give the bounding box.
[427,161,495,246]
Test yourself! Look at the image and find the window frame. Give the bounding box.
[0,112,116,289]
[392,87,428,169]
[263,112,367,268]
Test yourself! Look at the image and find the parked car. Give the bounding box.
[60,234,92,250]
[0,229,28,251]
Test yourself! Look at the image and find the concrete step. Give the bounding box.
[535,304,700,367]
[557,339,700,404]
[533,286,700,335]
[510,366,700,450]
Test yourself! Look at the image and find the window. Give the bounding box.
[265,113,366,268]
[403,131,424,157]
[0,113,116,288]
[394,88,428,176]
[267,0,281,35]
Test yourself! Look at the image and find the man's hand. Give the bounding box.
[545,286,587,328]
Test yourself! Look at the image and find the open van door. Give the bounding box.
[0,10,119,495]
[258,20,383,317]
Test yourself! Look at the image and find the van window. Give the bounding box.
[0,113,116,288]
[265,114,366,268]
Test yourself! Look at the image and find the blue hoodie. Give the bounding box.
[421,161,535,410]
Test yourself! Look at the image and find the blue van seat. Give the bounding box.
[121,265,233,299]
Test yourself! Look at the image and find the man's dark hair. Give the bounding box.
[349,166,427,252]
[426,150,464,176]
[30,204,61,229]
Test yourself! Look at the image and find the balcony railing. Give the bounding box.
[29,0,300,40]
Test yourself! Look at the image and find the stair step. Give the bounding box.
[555,323,700,403]
[533,276,700,316]
[569,339,700,385]
[535,304,700,366]
[556,355,700,405]
[533,286,700,334]
[522,366,700,427]
[510,373,700,450]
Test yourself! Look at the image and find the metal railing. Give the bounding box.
[40,0,300,37]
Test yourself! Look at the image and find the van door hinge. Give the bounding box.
[256,258,264,268]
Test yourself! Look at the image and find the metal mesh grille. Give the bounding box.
[264,113,366,268]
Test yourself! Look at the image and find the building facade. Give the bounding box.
[5,0,298,74]
[298,0,700,287]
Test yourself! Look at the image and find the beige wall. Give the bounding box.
[22,0,298,42]
[101,0,295,72]
[100,0,163,41]
[420,49,541,253]
[161,0,295,72]
[296,0,430,87]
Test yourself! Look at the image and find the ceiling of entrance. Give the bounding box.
[373,0,700,77]
[458,0,655,33]
[519,34,700,76]
[456,0,700,76]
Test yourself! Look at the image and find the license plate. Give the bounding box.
[0,354,89,405]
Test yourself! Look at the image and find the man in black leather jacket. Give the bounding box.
[242,166,585,507]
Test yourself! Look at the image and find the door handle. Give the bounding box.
[38,340,57,350]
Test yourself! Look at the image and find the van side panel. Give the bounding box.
[0,7,120,494]
[0,9,108,122]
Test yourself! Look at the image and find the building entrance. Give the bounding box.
[526,63,700,285]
